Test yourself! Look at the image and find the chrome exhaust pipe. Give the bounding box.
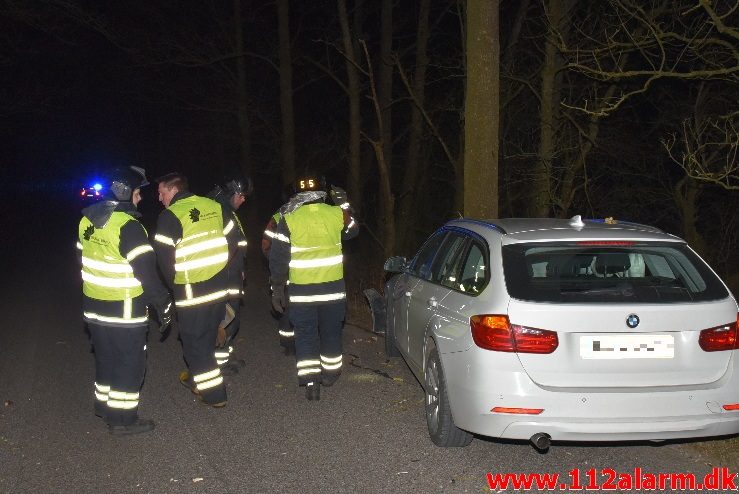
[530,432,551,451]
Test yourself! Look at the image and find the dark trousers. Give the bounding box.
[179,302,227,405]
[278,305,294,348]
[225,298,241,343]
[215,299,241,366]
[89,323,147,426]
[290,302,346,385]
[277,287,293,347]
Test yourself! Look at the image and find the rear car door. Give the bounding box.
[395,231,448,356]
[407,231,469,366]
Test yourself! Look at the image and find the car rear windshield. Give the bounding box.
[502,242,729,303]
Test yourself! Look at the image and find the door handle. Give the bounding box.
[427,296,438,307]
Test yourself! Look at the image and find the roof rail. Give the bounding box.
[454,218,507,234]
[584,217,664,233]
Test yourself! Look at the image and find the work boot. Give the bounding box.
[197,395,227,408]
[305,382,320,401]
[281,341,295,356]
[179,370,199,395]
[322,372,341,387]
[108,419,155,436]
[220,362,240,377]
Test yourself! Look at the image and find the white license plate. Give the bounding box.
[579,334,674,359]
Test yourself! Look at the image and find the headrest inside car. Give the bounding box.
[595,253,631,275]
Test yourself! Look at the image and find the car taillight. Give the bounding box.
[699,315,739,351]
[470,315,558,354]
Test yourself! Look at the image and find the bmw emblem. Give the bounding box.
[626,314,640,329]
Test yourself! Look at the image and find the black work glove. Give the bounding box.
[271,282,286,314]
[329,186,350,209]
[153,298,174,340]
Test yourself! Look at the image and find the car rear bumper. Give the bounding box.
[497,416,739,442]
[442,349,739,442]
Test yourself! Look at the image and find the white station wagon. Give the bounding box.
[373,216,739,448]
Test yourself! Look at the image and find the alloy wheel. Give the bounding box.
[425,356,440,434]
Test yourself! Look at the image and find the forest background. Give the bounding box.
[1,0,737,296]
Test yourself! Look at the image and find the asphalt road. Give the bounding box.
[0,195,729,493]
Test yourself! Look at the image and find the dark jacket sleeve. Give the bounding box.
[268,216,291,285]
[153,209,181,291]
[341,209,359,240]
[261,217,277,258]
[224,209,245,277]
[120,220,170,306]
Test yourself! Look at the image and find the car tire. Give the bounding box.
[425,348,473,447]
[384,292,401,358]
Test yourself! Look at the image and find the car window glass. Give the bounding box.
[458,242,489,294]
[409,232,447,280]
[502,242,727,303]
[431,233,468,287]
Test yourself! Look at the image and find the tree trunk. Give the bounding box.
[463,0,499,219]
[397,0,430,251]
[277,0,295,187]
[378,0,393,184]
[361,38,396,261]
[233,0,252,176]
[674,176,707,256]
[532,0,566,217]
[338,0,362,211]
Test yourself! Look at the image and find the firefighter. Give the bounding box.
[154,172,239,408]
[77,166,173,435]
[269,178,358,400]
[262,202,294,354]
[206,176,252,374]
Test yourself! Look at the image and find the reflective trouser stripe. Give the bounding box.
[193,368,224,391]
[95,382,110,402]
[215,349,230,365]
[278,329,294,338]
[215,345,234,365]
[107,390,139,410]
[321,354,343,371]
[297,359,321,376]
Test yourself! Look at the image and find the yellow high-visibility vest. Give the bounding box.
[168,196,228,285]
[79,212,144,301]
[284,203,344,285]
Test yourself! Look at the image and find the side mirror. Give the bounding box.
[384,256,407,273]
